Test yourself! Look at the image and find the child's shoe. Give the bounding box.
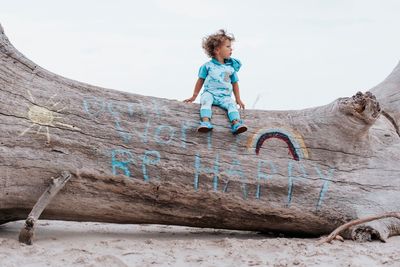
[231,120,247,135]
[197,121,213,133]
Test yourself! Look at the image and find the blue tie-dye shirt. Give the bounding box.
[198,58,241,97]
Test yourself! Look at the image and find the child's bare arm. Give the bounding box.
[232,82,245,109]
[184,78,204,102]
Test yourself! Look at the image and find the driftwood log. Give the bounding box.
[1,23,399,243]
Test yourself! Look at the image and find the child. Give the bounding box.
[184,29,247,135]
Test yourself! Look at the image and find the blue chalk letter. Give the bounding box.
[111,149,135,177]
[142,150,161,182]
[256,160,277,199]
[194,153,219,191]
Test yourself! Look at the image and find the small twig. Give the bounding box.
[19,171,71,245]
[319,212,400,245]
[251,94,262,109]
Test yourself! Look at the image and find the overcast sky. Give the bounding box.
[2,0,400,110]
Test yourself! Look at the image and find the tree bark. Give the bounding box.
[1,23,399,240]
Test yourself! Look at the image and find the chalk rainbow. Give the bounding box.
[247,128,309,161]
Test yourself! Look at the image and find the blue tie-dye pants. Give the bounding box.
[199,91,240,122]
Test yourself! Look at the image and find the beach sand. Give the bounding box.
[1,220,399,267]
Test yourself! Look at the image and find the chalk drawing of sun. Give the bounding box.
[19,90,80,143]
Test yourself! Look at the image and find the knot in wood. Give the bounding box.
[339,91,381,124]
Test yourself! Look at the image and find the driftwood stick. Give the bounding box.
[319,212,400,245]
[18,171,71,245]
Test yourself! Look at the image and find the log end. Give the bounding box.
[351,225,387,243]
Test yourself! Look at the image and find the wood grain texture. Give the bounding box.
[1,23,399,240]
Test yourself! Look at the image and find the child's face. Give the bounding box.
[215,39,232,59]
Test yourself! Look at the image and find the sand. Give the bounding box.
[0,220,399,267]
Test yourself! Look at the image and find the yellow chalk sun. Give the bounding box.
[28,105,55,125]
[20,91,79,143]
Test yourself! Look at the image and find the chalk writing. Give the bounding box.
[83,97,106,118]
[142,150,161,182]
[194,153,220,192]
[256,160,277,199]
[287,160,308,207]
[107,101,130,143]
[83,96,335,211]
[111,149,135,177]
[315,167,334,211]
[155,125,175,145]
[227,158,247,199]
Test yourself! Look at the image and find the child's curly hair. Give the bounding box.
[202,29,235,58]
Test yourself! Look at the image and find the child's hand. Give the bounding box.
[236,99,245,109]
[184,96,196,103]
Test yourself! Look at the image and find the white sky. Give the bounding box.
[2,0,400,110]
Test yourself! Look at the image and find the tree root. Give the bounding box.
[318,212,400,245]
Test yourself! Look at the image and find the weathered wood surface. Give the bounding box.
[0,23,399,240]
